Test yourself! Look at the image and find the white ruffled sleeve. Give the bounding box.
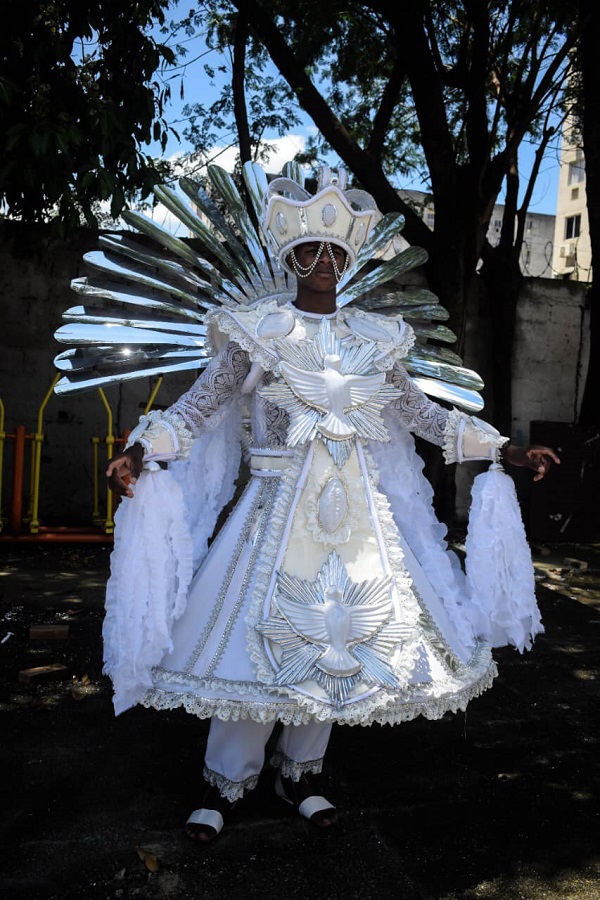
[463,465,543,652]
[102,467,194,714]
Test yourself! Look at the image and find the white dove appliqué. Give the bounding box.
[259,318,403,458]
[257,552,410,706]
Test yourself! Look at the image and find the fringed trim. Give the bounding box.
[203,765,259,802]
[464,467,543,652]
[269,752,324,780]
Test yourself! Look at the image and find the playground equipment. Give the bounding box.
[0,376,163,542]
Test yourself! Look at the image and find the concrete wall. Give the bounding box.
[0,223,590,534]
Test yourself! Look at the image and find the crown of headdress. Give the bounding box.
[262,165,378,275]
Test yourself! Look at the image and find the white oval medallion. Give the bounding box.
[256,309,296,340]
[275,211,288,234]
[318,477,348,534]
[346,314,391,343]
[322,203,337,227]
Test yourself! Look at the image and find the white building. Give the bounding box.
[398,189,556,278]
[551,121,592,282]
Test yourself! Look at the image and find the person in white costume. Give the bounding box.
[105,171,559,843]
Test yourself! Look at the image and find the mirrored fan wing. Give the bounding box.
[411,376,484,413]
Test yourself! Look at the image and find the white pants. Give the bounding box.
[204,718,333,801]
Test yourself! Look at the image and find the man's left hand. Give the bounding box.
[502,444,561,481]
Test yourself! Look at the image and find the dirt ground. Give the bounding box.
[1,541,599,900]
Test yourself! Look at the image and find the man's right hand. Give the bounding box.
[106,442,144,498]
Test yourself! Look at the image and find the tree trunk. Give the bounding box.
[479,250,523,437]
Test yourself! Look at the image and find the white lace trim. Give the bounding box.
[203,765,259,803]
[140,642,496,727]
[206,301,418,378]
[126,409,193,460]
[206,304,281,373]
[269,752,324,780]
[442,408,508,464]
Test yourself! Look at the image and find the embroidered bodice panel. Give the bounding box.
[129,304,506,463]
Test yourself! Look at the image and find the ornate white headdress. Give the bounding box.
[262,165,378,275]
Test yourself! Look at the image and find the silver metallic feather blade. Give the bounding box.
[152,183,256,298]
[411,323,457,344]
[116,211,205,270]
[54,355,208,394]
[97,233,235,306]
[404,356,484,390]
[54,345,207,373]
[179,171,277,297]
[337,213,407,297]
[118,211,246,305]
[405,344,463,367]
[338,246,429,307]
[242,162,290,294]
[61,305,206,337]
[81,250,220,309]
[282,160,306,188]
[70,278,208,324]
[242,160,270,222]
[205,166,273,281]
[411,376,484,412]
[358,288,441,311]
[374,304,449,322]
[55,322,206,349]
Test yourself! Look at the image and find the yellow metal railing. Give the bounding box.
[1,375,164,539]
[28,373,61,533]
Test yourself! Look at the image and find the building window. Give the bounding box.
[494,219,502,231]
[568,159,585,186]
[565,215,581,239]
[571,187,579,201]
[426,211,435,227]
[526,219,533,233]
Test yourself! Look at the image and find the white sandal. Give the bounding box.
[186,786,235,842]
[186,807,225,840]
[274,773,336,825]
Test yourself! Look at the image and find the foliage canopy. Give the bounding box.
[0,0,175,232]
